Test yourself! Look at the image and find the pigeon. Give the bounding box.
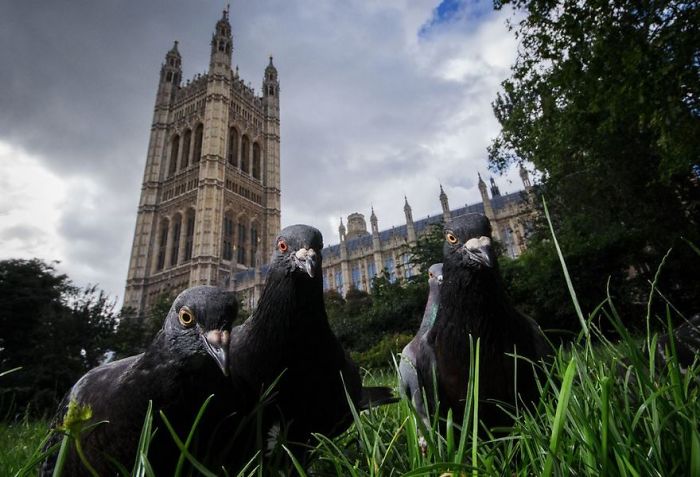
[227,224,396,464]
[399,263,442,425]
[417,213,549,431]
[41,286,237,476]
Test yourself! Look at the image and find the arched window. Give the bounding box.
[193,123,203,163]
[237,222,246,264]
[180,129,192,169]
[222,213,234,261]
[157,218,170,270]
[252,143,261,180]
[228,128,238,166]
[250,223,258,267]
[241,136,250,173]
[169,135,180,176]
[170,215,182,267]
[184,210,195,261]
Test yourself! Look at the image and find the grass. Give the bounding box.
[0,417,49,476]
[4,302,700,476]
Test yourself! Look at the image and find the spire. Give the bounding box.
[339,217,346,242]
[210,9,232,72]
[370,206,379,235]
[404,195,413,222]
[439,184,451,222]
[404,195,416,242]
[478,172,489,199]
[157,40,182,104]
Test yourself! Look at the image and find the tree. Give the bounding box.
[409,223,444,274]
[0,259,120,416]
[490,0,700,322]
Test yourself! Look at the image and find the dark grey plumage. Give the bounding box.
[41,286,237,476]
[417,213,549,430]
[399,263,442,424]
[227,224,395,463]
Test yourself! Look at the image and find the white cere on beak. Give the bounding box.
[295,248,308,260]
[465,238,481,251]
[221,330,230,347]
[206,330,222,347]
[465,236,490,251]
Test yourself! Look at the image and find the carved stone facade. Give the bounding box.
[321,170,537,296]
[124,10,281,315]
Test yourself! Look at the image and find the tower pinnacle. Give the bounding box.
[210,9,232,72]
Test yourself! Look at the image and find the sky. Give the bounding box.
[0,0,524,307]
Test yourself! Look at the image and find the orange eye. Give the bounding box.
[178,306,196,328]
[278,240,288,253]
[428,272,434,278]
[446,233,458,244]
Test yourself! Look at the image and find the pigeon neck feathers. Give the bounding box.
[248,224,327,342]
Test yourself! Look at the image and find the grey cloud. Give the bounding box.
[0,0,516,303]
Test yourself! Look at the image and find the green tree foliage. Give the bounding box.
[326,276,428,368]
[111,293,170,359]
[490,0,700,325]
[0,259,119,416]
[409,223,444,274]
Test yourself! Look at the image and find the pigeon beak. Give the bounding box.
[463,236,493,268]
[201,330,230,376]
[294,247,317,278]
[437,274,443,285]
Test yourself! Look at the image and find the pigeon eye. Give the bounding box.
[428,272,434,278]
[278,240,288,253]
[178,306,196,328]
[446,233,458,245]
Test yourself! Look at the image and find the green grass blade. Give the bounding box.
[174,394,214,477]
[471,338,480,476]
[50,434,70,477]
[543,356,577,477]
[281,445,308,477]
[132,400,155,477]
[691,430,700,477]
[542,197,588,337]
[158,410,218,477]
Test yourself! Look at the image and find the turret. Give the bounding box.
[519,163,532,190]
[209,8,232,73]
[157,41,182,105]
[490,177,501,197]
[262,56,280,117]
[439,185,451,223]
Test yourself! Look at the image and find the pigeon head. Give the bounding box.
[428,263,444,287]
[163,286,237,376]
[443,214,494,271]
[271,224,324,278]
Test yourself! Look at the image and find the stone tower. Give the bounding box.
[123,10,281,315]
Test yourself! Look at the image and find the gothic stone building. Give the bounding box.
[231,169,536,308]
[123,10,281,315]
